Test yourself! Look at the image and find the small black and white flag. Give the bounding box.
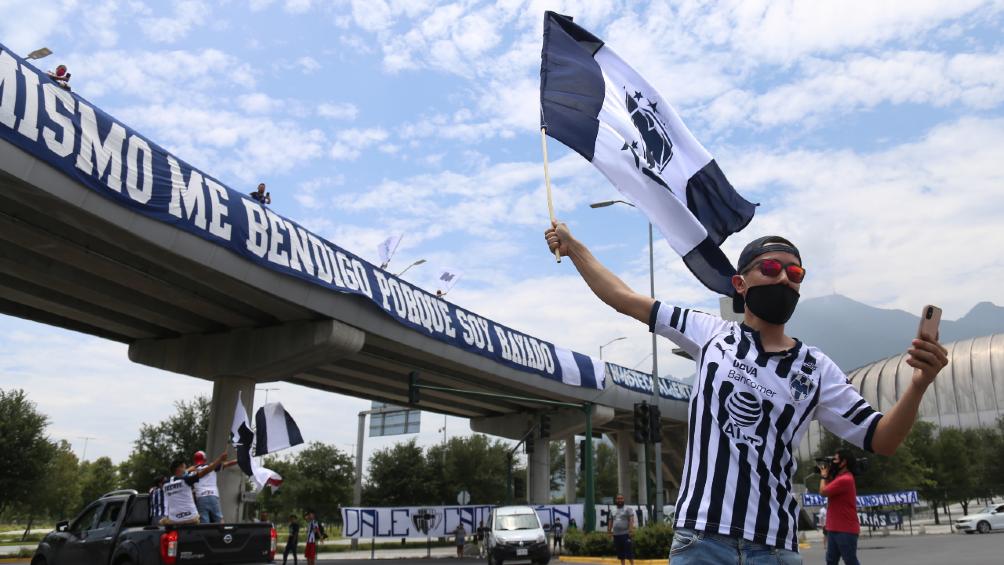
[254,402,304,456]
[377,234,403,269]
[230,392,283,492]
[540,11,756,296]
[435,269,463,296]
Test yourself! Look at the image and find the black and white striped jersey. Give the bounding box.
[650,302,882,551]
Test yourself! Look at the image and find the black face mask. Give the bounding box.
[744,283,799,325]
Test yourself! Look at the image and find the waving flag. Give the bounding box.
[377,234,403,269]
[230,392,283,492]
[435,269,463,296]
[539,11,756,296]
[254,402,304,456]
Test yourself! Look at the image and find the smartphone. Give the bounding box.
[917,305,942,340]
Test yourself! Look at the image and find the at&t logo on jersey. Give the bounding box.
[722,391,764,446]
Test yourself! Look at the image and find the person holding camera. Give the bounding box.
[819,450,860,565]
[251,182,272,205]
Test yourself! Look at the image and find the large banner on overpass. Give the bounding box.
[0,43,604,390]
[606,363,693,402]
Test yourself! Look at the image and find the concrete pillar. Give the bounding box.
[636,440,648,506]
[615,432,632,503]
[205,376,255,523]
[564,437,577,503]
[527,438,551,504]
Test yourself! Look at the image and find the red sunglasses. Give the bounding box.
[743,258,806,283]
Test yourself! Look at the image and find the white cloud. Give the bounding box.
[284,0,312,14]
[329,127,389,160]
[73,48,255,101]
[317,102,359,120]
[720,116,1004,314]
[703,49,1004,131]
[237,92,282,113]
[141,0,212,43]
[296,55,321,72]
[118,103,327,183]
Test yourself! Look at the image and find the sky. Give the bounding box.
[1,0,1003,474]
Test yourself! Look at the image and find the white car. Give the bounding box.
[484,506,550,565]
[954,503,1004,534]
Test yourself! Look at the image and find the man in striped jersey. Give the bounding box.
[544,224,948,564]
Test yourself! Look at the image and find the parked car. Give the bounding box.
[485,505,550,565]
[954,503,1004,534]
[32,489,276,565]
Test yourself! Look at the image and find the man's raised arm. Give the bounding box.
[545,220,654,324]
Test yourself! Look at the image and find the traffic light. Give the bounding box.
[408,371,420,404]
[633,402,650,443]
[648,405,662,443]
[578,439,586,472]
[539,414,551,438]
[525,436,535,455]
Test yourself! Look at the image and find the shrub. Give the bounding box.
[632,522,674,558]
[563,522,674,558]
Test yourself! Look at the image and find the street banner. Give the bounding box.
[0,42,604,391]
[606,363,692,402]
[802,490,918,508]
[341,503,666,538]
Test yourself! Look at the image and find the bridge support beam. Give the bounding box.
[564,437,577,503]
[205,376,256,522]
[527,436,551,504]
[128,319,365,522]
[615,432,632,503]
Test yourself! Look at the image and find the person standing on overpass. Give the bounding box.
[544,223,948,563]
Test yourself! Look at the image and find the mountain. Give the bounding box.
[785,295,1004,372]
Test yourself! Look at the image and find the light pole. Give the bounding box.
[599,336,627,360]
[78,436,95,462]
[26,47,52,60]
[256,387,279,405]
[396,258,426,277]
[590,198,664,521]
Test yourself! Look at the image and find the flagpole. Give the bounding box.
[540,127,561,263]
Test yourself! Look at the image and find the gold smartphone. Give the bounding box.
[917,305,942,340]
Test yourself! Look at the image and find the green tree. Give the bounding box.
[0,389,54,518]
[550,441,565,499]
[577,440,619,501]
[35,440,83,521]
[79,457,122,507]
[364,438,433,505]
[257,443,353,522]
[119,396,210,490]
[428,435,511,505]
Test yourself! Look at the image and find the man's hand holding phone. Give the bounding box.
[908,305,949,388]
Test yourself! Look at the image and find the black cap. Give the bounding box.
[737,236,801,274]
[732,236,801,313]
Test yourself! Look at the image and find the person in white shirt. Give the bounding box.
[544,223,948,564]
[162,453,226,525]
[189,450,239,523]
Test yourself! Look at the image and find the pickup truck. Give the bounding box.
[32,489,276,565]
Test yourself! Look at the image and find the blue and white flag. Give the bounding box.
[435,268,463,296]
[230,392,283,492]
[254,402,304,456]
[540,12,756,296]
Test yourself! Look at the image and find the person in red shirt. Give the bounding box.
[819,450,860,565]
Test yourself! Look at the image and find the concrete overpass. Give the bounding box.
[0,43,692,519]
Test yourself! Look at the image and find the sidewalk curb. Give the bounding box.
[558,557,665,565]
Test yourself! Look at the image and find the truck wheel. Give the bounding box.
[977,521,991,534]
[30,557,46,565]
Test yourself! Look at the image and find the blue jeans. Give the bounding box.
[669,528,802,564]
[196,495,223,523]
[825,532,859,565]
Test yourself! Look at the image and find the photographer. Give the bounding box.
[819,450,860,565]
